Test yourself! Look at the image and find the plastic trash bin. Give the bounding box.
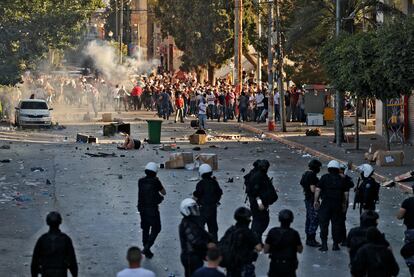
[147,120,162,144]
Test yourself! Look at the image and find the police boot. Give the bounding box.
[142,245,154,259]
[332,242,340,251]
[319,240,328,252]
[306,234,321,247]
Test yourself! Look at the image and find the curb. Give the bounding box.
[239,123,412,193]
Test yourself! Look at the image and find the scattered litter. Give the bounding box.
[302,154,312,158]
[382,180,395,188]
[120,154,125,157]
[192,147,201,151]
[25,181,39,187]
[0,159,11,163]
[224,146,228,150]
[187,177,199,182]
[118,175,123,179]
[312,264,321,268]
[256,147,264,153]
[209,145,218,148]
[241,168,246,173]
[275,155,280,159]
[31,167,44,172]
[394,171,414,182]
[227,178,234,183]
[85,152,117,158]
[13,193,32,202]
[0,145,10,149]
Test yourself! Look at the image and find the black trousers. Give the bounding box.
[269,260,297,277]
[140,211,161,249]
[133,96,141,110]
[318,202,342,243]
[200,206,218,241]
[249,198,270,242]
[181,253,203,277]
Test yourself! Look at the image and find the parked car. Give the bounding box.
[15,99,53,127]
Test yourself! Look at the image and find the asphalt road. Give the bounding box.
[0,119,410,276]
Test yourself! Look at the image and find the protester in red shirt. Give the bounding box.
[131,84,143,111]
[175,93,185,123]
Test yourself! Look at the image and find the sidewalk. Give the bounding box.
[240,121,414,192]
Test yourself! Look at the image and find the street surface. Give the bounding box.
[0,113,410,276]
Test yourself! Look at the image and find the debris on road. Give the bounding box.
[189,130,207,145]
[0,159,11,163]
[165,152,194,169]
[195,153,218,170]
[30,167,45,172]
[85,152,117,158]
[394,171,414,182]
[192,147,201,151]
[0,145,11,149]
[305,128,321,136]
[76,133,98,144]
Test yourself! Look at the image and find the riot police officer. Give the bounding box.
[246,159,278,242]
[193,164,223,241]
[220,207,262,277]
[264,209,303,277]
[179,198,215,277]
[355,164,380,214]
[137,162,166,259]
[300,159,322,247]
[31,211,78,277]
[314,160,347,251]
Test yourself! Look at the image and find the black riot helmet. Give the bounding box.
[234,207,252,224]
[257,159,270,173]
[360,210,379,228]
[279,209,294,225]
[46,211,62,228]
[308,159,322,173]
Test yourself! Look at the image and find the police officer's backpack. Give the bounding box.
[218,226,240,268]
[260,177,278,206]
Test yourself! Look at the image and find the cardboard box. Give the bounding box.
[189,134,207,145]
[102,113,113,122]
[76,133,98,143]
[165,152,194,169]
[375,150,404,167]
[307,113,324,126]
[196,153,218,170]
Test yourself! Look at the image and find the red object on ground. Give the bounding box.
[268,120,275,131]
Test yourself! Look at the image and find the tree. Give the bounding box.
[153,0,259,80]
[0,0,104,86]
[321,17,414,149]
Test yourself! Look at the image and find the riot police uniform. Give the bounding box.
[137,162,165,258]
[193,174,223,241]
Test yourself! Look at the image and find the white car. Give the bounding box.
[15,99,53,127]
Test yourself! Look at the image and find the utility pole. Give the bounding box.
[335,0,343,145]
[115,0,119,39]
[257,0,262,87]
[267,1,275,131]
[275,0,286,132]
[119,0,124,64]
[234,0,243,93]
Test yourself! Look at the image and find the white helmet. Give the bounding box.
[199,164,213,176]
[327,160,340,169]
[180,198,200,217]
[340,163,349,175]
[357,164,374,178]
[145,162,158,173]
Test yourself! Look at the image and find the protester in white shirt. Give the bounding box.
[274,91,280,121]
[117,247,155,277]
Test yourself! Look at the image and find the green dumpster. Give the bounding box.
[147,120,162,144]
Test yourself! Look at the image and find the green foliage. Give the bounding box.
[320,17,414,101]
[284,0,404,87]
[153,0,258,71]
[0,0,104,86]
